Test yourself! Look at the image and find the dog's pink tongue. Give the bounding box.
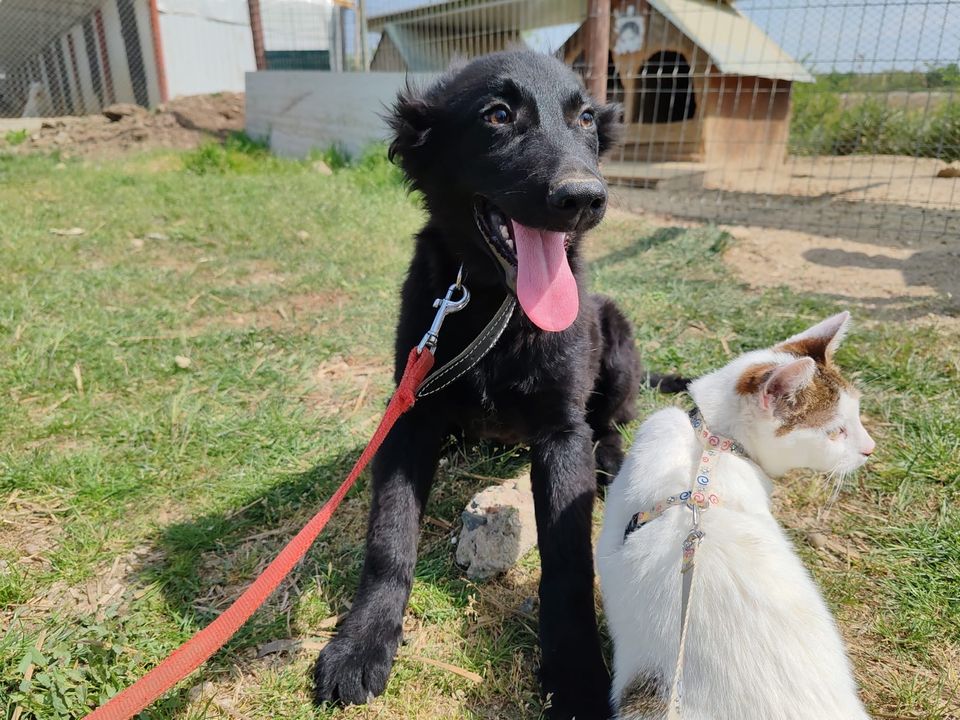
[512,220,578,332]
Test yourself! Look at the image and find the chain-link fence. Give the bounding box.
[348,0,960,243]
[2,1,958,242]
[0,0,334,118]
[0,0,160,117]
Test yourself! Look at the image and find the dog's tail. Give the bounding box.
[644,373,691,394]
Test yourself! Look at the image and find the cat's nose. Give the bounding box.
[861,435,876,456]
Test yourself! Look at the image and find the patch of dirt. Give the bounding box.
[190,291,347,333]
[31,545,161,621]
[721,224,960,325]
[9,93,244,158]
[0,492,66,570]
[705,155,960,210]
[301,356,391,418]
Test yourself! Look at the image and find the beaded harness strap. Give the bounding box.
[621,408,749,720]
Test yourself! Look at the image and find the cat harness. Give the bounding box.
[622,408,749,720]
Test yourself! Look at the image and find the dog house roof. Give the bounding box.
[368,0,586,34]
[648,0,814,82]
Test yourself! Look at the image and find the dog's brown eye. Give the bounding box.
[485,106,513,125]
[579,110,595,128]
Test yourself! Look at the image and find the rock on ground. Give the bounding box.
[937,163,960,178]
[102,103,148,122]
[455,473,536,580]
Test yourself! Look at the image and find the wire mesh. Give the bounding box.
[2,0,958,242]
[0,0,157,117]
[350,0,960,243]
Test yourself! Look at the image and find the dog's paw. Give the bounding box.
[594,442,624,485]
[312,633,396,706]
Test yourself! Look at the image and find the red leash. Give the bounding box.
[84,347,435,720]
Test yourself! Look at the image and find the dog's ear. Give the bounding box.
[386,83,437,179]
[596,103,624,156]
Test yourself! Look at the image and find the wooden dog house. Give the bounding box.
[563,0,813,168]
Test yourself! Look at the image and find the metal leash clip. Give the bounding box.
[417,265,470,354]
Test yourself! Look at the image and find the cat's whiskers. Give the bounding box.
[824,462,848,506]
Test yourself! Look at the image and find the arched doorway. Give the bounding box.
[636,50,696,124]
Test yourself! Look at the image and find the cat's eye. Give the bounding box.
[826,427,847,441]
[484,105,513,126]
[579,109,596,129]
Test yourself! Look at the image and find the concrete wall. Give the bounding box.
[245,70,438,157]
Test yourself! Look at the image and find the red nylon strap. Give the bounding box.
[84,347,435,720]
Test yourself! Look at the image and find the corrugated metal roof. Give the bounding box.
[649,0,814,82]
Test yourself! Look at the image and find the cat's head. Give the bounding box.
[690,311,875,479]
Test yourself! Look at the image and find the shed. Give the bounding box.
[0,0,336,118]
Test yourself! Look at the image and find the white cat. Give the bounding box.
[597,312,874,720]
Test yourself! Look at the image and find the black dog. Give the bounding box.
[314,51,676,720]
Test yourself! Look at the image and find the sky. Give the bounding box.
[347,0,960,74]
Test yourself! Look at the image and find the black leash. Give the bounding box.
[417,293,517,398]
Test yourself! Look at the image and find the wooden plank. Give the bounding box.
[586,0,611,101]
[247,0,266,71]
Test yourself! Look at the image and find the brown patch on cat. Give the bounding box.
[773,354,852,436]
[735,363,777,396]
[738,353,852,436]
[774,373,839,434]
[618,675,667,719]
[777,335,833,365]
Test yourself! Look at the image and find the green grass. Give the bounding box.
[0,145,957,719]
[2,130,28,147]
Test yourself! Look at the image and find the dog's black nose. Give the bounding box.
[548,178,607,224]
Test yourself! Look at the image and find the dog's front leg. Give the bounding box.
[532,421,612,720]
[313,409,443,706]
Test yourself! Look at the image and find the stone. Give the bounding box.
[311,159,333,175]
[455,473,536,580]
[103,103,147,122]
[187,681,215,701]
[936,164,960,178]
[806,531,828,550]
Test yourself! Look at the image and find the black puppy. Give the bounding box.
[314,51,668,720]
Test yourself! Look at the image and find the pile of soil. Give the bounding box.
[9,93,244,157]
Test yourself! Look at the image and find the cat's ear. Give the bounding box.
[777,311,851,364]
[760,357,816,411]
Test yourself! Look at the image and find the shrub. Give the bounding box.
[924,101,960,162]
[3,129,28,146]
[182,132,278,175]
[790,84,960,161]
